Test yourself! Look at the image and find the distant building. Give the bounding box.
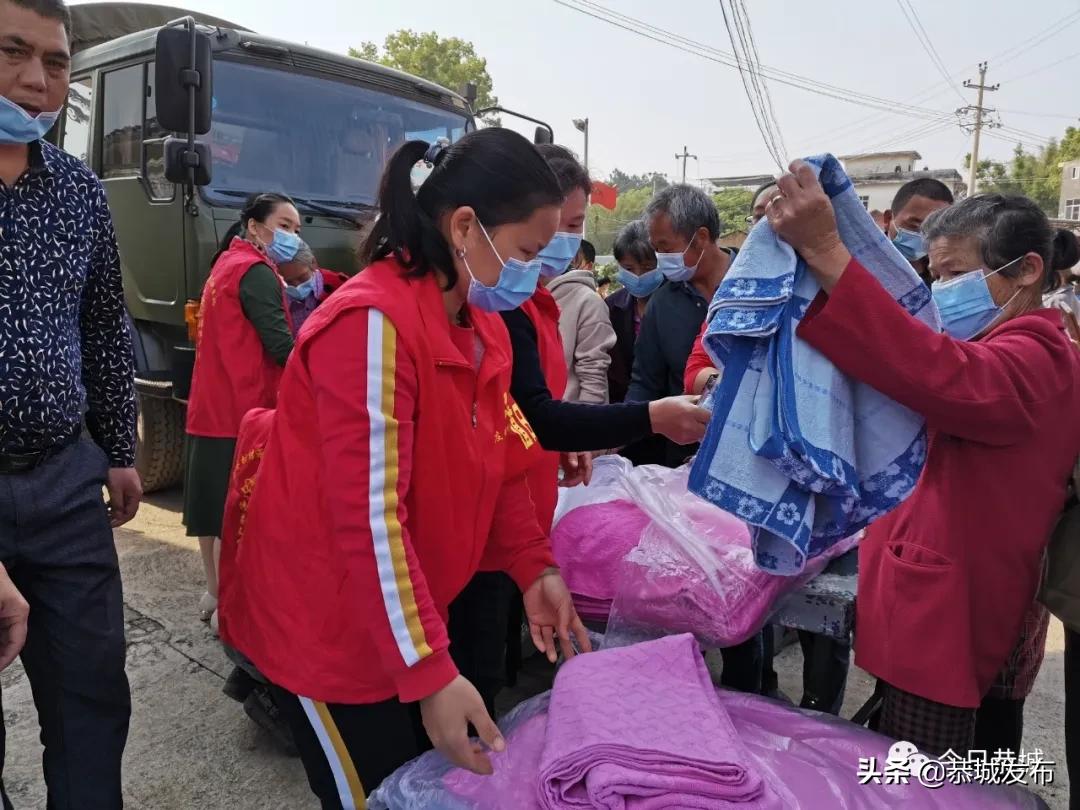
[703,173,776,194]
[839,150,965,212]
[1060,159,1080,221]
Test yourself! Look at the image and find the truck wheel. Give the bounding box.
[136,394,186,493]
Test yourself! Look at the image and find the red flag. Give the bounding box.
[591,181,617,211]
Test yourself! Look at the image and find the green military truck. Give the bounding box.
[56,3,551,491]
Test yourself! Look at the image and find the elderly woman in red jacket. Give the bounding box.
[767,162,1080,756]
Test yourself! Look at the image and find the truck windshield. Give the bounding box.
[204,60,469,210]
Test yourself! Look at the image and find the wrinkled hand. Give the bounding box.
[523,571,592,663]
[767,160,852,289]
[420,675,504,775]
[559,452,593,488]
[0,564,28,671]
[106,467,143,528]
[648,396,710,445]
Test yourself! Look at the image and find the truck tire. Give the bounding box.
[135,394,186,493]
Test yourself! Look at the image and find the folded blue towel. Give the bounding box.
[688,154,941,575]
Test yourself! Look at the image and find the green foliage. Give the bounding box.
[967,126,1080,216]
[585,186,654,255]
[607,169,670,194]
[349,31,499,121]
[711,188,753,233]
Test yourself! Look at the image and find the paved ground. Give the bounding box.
[3,489,1070,808]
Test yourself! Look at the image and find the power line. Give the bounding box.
[733,0,788,161]
[998,48,1080,84]
[718,0,785,169]
[895,0,966,103]
[552,0,957,122]
[993,9,1080,70]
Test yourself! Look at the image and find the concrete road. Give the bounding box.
[2,490,1070,808]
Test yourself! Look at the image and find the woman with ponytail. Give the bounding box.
[218,129,589,806]
[183,192,301,625]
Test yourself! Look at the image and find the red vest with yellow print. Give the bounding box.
[186,238,289,438]
[504,287,568,533]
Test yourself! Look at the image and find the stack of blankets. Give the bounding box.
[371,635,1040,810]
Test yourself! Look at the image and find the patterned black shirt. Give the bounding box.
[0,140,136,467]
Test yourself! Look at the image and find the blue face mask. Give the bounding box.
[931,256,1024,340]
[286,278,316,301]
[893,227,928,262]
[656,238,701,283]
[265,229,302,264]
[0,95,61,144]
[616,266,663,298]
[538,232,583,278]
[463,222,542,312]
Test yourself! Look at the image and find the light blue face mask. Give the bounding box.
[538,232,583,278]
[265,229,302,264]
[656,238,701,283]
[616,266,663,298]
[893,227,928,262]
[286,278,316,301]
[0,95,61,144]
[463,222,542,312]
[931,256,1024,340]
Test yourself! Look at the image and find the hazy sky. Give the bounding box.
[74,0,1080,182]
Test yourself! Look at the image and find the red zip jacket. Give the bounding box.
[187,238,288,438]
[504,287,569,534]
[798,258,1080,707]
[683,321,712,394]
[219,258,556,705]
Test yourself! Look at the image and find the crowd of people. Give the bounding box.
[2,1,1080,809]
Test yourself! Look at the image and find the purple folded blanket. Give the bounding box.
[537,634,765,809]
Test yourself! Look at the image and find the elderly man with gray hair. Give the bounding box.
[628,184,735,465]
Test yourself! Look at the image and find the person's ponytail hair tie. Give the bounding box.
[424,138,450,167]
[359,129,563,289]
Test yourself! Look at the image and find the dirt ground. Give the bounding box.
[2,490,1070,808]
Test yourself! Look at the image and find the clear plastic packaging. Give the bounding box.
[369,686,1042,810]
[554,460,856,648]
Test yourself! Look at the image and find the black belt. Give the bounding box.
[0,433,80,475]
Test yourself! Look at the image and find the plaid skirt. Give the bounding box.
[879,683,977,756]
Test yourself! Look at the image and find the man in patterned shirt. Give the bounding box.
[0,1,140,807]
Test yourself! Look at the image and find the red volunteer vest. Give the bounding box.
[186,238,289,438]
[220,260,520,703]
[505,287,568,534]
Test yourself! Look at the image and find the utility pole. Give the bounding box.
[573,118,590,237]
[675,145,698,184]
[961,62,999,196]
[573,118,589,173]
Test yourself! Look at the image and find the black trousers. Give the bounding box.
[1066,626,1079,810]
[973,695,1025,755]
[797,630,851,714]
[719,632,763,693]
[447,571,517,716]
[0,440,131,810]
[270,684,431,810]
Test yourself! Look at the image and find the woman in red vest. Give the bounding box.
[183,192,301,625]
[219,130,589,807]
[770,162,1080,756]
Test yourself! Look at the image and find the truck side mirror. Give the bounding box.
[164,138,211,186]
[155,21,213,135]
[534,126,553,145]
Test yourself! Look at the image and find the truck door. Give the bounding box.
[98,61,186,334]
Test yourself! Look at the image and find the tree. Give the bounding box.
[585,187,654,255]
[712,189,753,233]
[607,168,670,193]
[350,31,499,121]
[968,126,1080,216]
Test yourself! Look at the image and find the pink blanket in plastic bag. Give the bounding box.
[537,634,764,808]
[551,458,857,646]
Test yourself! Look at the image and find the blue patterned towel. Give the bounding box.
[688,154,941,575]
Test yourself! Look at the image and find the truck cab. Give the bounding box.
[58,4,477,490]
